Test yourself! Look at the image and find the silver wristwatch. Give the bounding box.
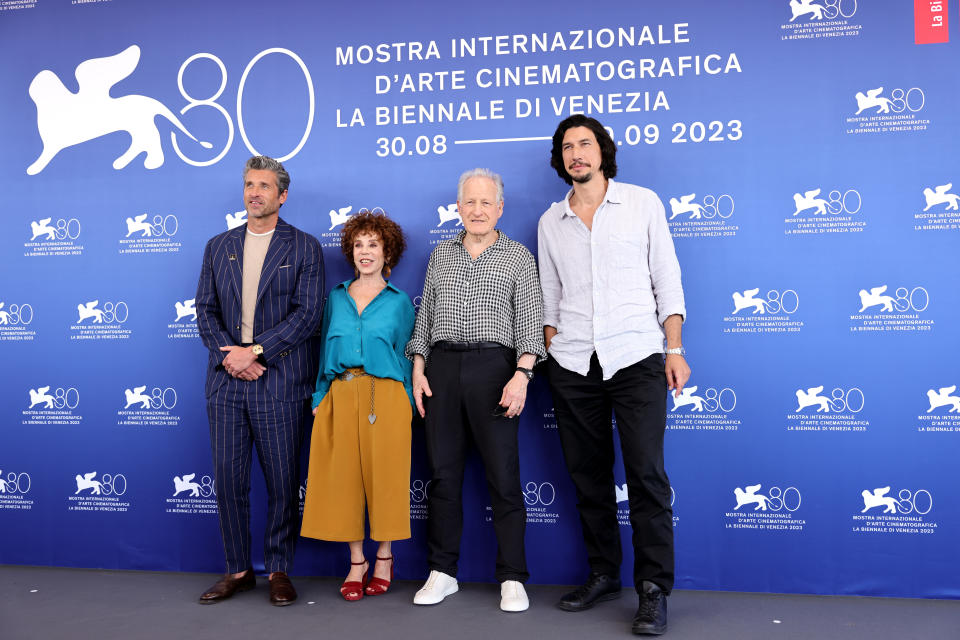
[665,347,685,356]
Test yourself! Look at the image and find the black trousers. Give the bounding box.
[548,352,673,593]
[423,343,528,583]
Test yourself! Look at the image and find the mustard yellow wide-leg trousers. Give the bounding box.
[301,374,412,542]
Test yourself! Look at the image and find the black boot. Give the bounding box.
[631,581,667,635]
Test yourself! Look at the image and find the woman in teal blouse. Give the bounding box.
[301,211,414,601]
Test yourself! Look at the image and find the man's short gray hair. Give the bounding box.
[457,168,504,204]
[243,155,290,194]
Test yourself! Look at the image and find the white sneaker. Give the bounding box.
[413,570,459,605]
[500,580,529,612]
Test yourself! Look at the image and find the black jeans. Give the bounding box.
[548,352,673,593]
[423,343,528,583]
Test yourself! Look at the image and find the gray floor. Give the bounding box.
[0,566,956,640]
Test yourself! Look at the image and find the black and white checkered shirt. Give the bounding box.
[406,230,546,362]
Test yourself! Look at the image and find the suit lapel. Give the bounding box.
[256,218,293,307]
[226,227,245,303]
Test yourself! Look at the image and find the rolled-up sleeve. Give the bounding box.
[513,248,546,363]
[537,216,562,331]
[405,251,436,361]
[647,194,686,325]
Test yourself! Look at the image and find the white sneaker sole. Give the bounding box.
[413,582,459,605]
[500,599,529,612]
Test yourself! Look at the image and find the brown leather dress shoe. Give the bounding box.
[269,572,297,606]
[198,570,256,604]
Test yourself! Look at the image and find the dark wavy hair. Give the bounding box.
[340,211,407,277]
[549,115,618,185]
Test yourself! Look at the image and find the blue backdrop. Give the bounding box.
[1,0,958,599]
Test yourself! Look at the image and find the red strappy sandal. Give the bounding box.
[364,556,394,596]
[340,559,368,601]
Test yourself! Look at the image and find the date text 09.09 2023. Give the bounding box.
[374,120,743,158]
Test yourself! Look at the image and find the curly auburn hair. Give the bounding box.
[549,114,618,185]
[339,211,407,276]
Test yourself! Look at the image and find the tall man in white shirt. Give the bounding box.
[538,115,690,636]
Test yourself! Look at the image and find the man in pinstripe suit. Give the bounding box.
[195,156,324,606]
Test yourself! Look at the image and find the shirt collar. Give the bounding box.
[336,279,400,294]
[560,178,622,218]
[454,229,508,250]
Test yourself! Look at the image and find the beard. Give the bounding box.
[570,169,595,184]
[246,204,277,219]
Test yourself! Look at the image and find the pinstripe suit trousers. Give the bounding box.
[207,375,308,575]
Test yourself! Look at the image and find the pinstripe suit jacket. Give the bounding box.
[196,218,324,402]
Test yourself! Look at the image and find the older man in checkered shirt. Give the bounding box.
[406,168,545,613]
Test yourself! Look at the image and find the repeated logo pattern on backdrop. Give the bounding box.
[1,0,956,599]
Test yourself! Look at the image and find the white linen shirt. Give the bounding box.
[537,179,686,379]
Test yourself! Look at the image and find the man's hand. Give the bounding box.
[497,352,536,418]
[544,326,557,352]
[665,354,691,398]
[662,315,688,397]
[220,345,258,378]
[412,370,432,418]
[412,355,432,418]
[236,361,266,381]
[497,372,529,418]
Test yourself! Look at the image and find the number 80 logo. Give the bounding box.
[173,49,315,166]
[523,482,556,506]
[2,471,31,494]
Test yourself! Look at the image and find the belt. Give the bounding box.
[433,341,505,352]
[336,367,377,424]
